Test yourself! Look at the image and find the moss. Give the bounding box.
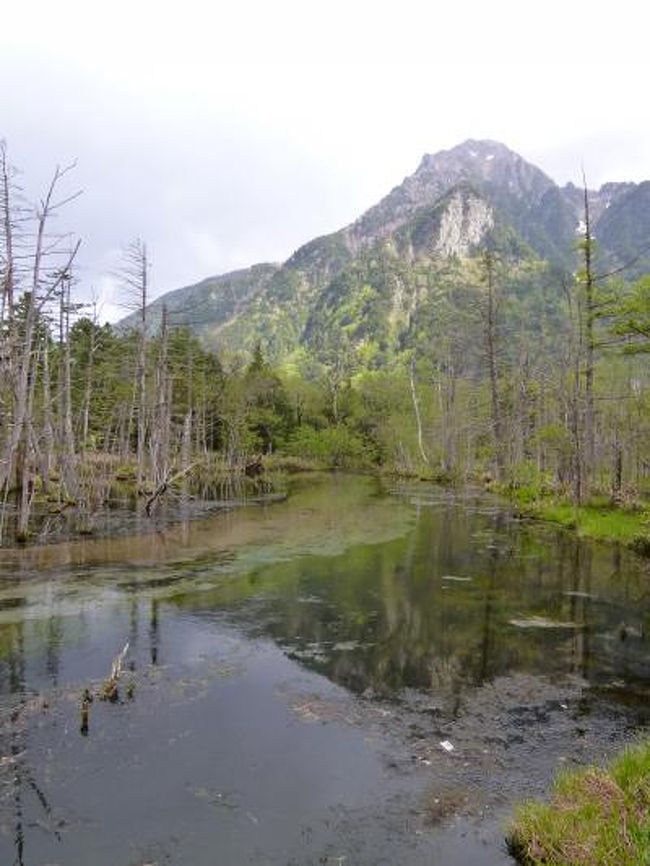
[507,742,650,866]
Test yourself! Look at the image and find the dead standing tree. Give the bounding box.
[150,303,171,487]
[569,174,607,501]
[56,266,83,500]
[0,142,28,499]
[578,174,597,486]
[118,239,150,494]
[477,249,505,481]
[0,153,81,541]
[0,141,19,323]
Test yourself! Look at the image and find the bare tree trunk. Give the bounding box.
[581,178,596,482]
[16,330,40,540]
[483,250,504,479]
[136,255,148,491]
[180,411,192,502]
[151,305,170,486]
[409,354,428,466]
[58,273,76,498]
[570,381,583,504]
[119,239,150,491]
[80,309,99,450]
[39,338,55,491]
[0,142,16,323]
[436,355,458,476]
[181,411,192,473]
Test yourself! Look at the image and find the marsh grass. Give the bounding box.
[507,742,650,865]
[506,485,650,551]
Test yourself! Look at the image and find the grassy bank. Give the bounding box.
[502,486,650,554]
[507,742,650,865]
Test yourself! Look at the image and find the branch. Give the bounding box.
[145,462,198,516]
[35,239,81,311]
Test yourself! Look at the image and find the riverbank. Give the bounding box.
[507,741,650,865]
[493,484,650,865]
[493,484,650,555]
[6,452,650,560]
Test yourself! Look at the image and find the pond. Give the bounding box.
[1,473,649,865]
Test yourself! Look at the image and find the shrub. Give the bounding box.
[286,425,372,468]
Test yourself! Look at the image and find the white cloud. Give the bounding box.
[1,2,649,320]
[93,274,123,325]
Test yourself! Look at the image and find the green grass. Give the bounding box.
[506,487,650,551]
[536,502,646,544]
[507,742,650,865]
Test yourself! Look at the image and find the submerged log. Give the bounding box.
[80,687,93,735]
[99,641,130,702]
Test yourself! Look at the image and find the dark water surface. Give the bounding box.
[1,474,649,865]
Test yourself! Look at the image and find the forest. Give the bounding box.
[2,144,650,546]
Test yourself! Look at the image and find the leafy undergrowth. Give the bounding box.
[507,742,650,865]
[262,454,328,473]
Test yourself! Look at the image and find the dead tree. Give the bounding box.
[119,238,150,492]
[56,267,79,499]
[409,353,429,466]
[480,249,505,480]
[150,304,171,486]
[0,157,81,541]
[579,175,596,481]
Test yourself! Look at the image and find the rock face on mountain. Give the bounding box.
[591,182,650,275]
[562,180,636,224]
[345,139,576,264]
[121,140,649,359]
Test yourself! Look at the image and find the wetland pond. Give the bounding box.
[1,473,650,865]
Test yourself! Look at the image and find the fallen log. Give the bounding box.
[145,463,198,517]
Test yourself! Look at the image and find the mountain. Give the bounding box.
[345,139,576,264]
[590,182,650,275]
[119,262,280,341]
[119,140,650,360]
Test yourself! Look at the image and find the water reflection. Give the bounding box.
[170,487,650,708]
[2,622,62,866]
[2,477,650,710]
[0,476,650,865]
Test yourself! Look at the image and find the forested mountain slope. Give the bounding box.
[120,139,649,363]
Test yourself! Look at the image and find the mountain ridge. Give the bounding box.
[119,139,649,359]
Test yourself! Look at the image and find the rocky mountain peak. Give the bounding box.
[347,139,562,254]
[417,139,515,173]
[415,139,556,205]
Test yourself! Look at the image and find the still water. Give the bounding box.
[1,474,649,865]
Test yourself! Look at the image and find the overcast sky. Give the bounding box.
[1,0,648,321]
